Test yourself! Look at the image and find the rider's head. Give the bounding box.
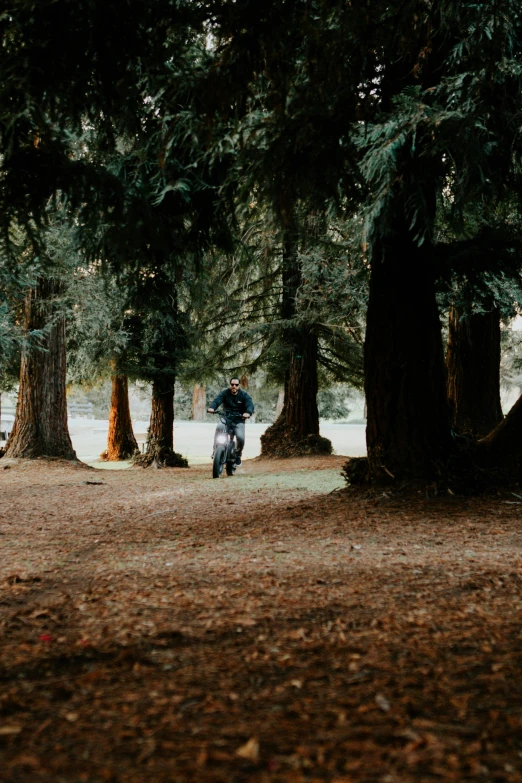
[229,377,241,395]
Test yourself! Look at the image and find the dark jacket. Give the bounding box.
[210,388,254,416]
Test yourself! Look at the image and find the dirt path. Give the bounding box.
[1,456,522,782]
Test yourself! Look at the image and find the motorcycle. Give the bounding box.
[210,410,245,478]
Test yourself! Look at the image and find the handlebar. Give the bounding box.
[209,410,249,420]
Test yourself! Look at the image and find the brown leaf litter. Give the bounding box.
[0,455,521,782]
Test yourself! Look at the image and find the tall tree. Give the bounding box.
[206,1,365,454]
[4,211,84,460]
[438,215,522,441]
[68,267,140,461]
[352,4,456,481]
[5,275,76,459]
[350,0,522,481]
[125,267,188,467]
[261,215,330,456]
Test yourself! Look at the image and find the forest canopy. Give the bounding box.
[2,0,522,484]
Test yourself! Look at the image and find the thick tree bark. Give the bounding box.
[102,375,138,460]
[261,226,331,457]
[191,383,206,421]
[446,307,503,438]
[5,278,76,460]
[149,377,174,452]
[133,376,187,467]
[364,227,452,481]
[281,328,320,437]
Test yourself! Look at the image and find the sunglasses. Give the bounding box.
[230,382,240,387]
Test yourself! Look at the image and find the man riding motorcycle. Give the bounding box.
[207,378,254,466]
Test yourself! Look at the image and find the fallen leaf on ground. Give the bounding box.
[235,737,259,761]
[375,693,391,712]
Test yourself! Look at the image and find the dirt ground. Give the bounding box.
[1,455,522,783]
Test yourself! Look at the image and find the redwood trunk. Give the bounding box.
[282,329,320,437]
[446,307,503,438]
[5,278,76,460]
[191,383,206,421]
[148,378,174,452]
[134,378,186,467]
[260,228,330,456]
[364,230,452,481]
[104,375,138,460]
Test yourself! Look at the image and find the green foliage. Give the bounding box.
[4,0,522,430]
[0,221,59,390]
[67,267,131,384]
[317,385,354,421]
[0,1,197,247]
[180,205,366,392]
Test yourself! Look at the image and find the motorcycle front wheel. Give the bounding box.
[212,445,226,478]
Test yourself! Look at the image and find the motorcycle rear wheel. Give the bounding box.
[212,445,226,478]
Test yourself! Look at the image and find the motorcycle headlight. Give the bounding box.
[216,434,227,444]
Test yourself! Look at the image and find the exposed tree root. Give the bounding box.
[100,447,139,462]
[341,457,370,486]
[133,440,188,468]
[342,444,521,496]
[260,416,332,458]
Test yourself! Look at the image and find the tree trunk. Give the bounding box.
[364,228,452,482]
[191,383,207,421]
[282,328,320,437]
[102,375,138,460]
[133,376,187,467]
[261,226,331,457]
[5,278,76,460]
[149,377,174,452]
[446,307,503,438]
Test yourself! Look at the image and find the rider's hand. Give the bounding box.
[243,413,250,418]
[207,408,215,413]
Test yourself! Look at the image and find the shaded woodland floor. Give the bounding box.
[1,455,522,782]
